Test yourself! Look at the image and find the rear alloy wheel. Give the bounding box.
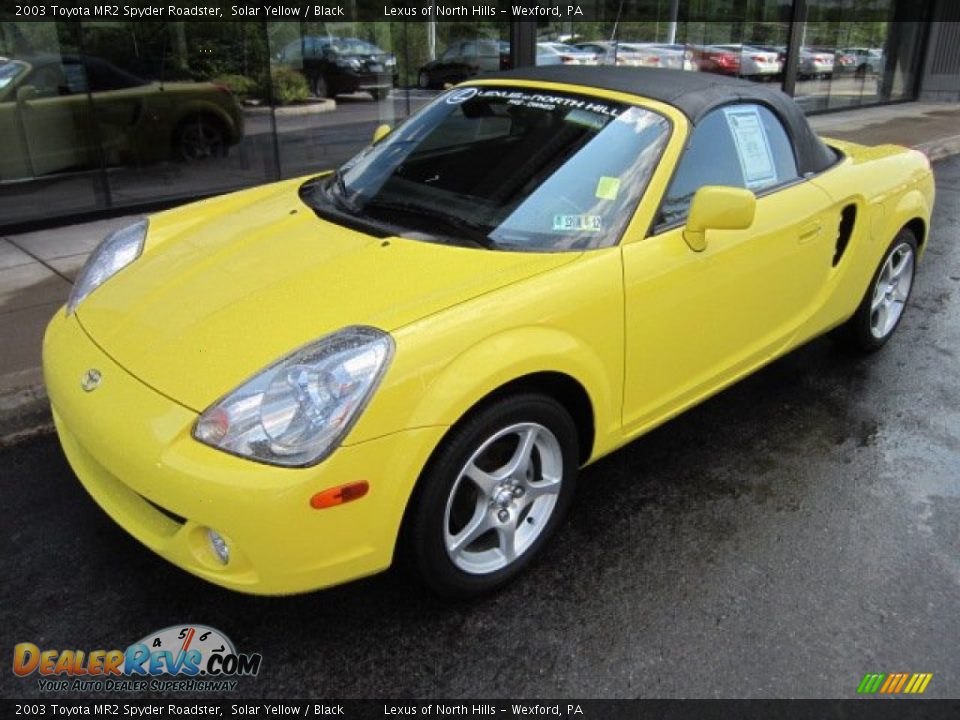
[840,230,917,352]
[174,116,225,162]
[408,394,578,598]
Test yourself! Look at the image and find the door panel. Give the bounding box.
[621,180,836,433]
[19,94,86,176]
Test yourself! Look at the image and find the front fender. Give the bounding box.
[401,325,616,461]
[346,249,626,459]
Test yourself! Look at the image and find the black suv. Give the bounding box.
[278,36,398,100]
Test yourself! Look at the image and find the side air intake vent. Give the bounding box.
[833,204,857,267]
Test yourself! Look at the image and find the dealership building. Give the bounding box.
[0,0,958,229]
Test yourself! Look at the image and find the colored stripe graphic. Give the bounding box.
[857,673,885,694]
[857,672,932,694]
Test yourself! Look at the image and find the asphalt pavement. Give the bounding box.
[2,156,959,700]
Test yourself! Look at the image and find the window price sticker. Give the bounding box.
[723,106,778,189]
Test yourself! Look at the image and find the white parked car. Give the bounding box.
[536,42,598,66]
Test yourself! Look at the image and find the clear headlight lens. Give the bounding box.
[193,327,394,467]
[66,219,147,315]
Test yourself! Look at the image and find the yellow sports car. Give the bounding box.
[0,54,243,181]
[44,67,934,598]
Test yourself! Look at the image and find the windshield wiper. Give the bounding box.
[362,199,497,250]
[326,171,359,214]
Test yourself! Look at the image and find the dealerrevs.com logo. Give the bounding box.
[13,624,262,692]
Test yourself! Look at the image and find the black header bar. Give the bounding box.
[0,0,940,23]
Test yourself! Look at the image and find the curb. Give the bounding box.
[2,131,959,447]
[0,368,52,448]
[242,99,337,117]
[914,133,960,163]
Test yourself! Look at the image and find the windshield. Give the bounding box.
[305,85,670,251]
[330,39,383,55]
[0,60,27,91]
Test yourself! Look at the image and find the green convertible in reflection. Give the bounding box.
[0,54,243,181]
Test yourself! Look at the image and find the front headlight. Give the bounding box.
[192,327,394,467]
[66,219,147,315]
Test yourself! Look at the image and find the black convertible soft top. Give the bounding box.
[485,66,837,176]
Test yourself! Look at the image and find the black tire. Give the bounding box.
[173,115,227,162]
[406,393,579,599]
[311,74,329,98]
[838,229,918,352]
[370,87,389,101]
[855,64,867,79]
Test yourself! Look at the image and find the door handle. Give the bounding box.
[798,222,822,243]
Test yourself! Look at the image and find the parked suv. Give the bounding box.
[278,36,397,100]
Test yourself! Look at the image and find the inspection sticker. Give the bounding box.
[723,106,777,189]
[553,215,602,232]
[595,176,621,200]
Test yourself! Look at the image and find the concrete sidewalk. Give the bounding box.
[2,100,960,443]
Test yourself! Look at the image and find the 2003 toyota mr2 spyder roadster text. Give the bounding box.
[44,67,934,598]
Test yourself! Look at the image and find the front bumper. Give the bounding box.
[43,311,446,594]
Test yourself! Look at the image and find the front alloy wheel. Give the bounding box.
[408,394,578,598]
[445,422,563,574]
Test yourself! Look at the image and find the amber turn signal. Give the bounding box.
[310,481,369,509]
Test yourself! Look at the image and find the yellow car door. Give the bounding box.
[621,103,836,434]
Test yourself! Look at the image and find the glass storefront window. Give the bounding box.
[792,2,927,112]
[0,11,935,230]
[0,22,108,224]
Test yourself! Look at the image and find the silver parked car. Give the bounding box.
[573,41,649,67]
[799,48,835,79]
[837,47,884,77]
[620,43,697,71]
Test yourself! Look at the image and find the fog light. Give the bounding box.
[206,529,230,565]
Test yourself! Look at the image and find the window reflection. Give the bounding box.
[0,12,934,229]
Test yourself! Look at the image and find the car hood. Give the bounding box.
[76,177,578,413]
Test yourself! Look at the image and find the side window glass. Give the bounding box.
[658,103,799,228]
[25,65,64,97]
[60,62,89,94]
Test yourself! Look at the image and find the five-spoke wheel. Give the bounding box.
[407,394,578,598]
[840,228,918,351]
[444,422,563,575]
[869,241,914,339]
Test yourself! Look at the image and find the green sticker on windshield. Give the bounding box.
[595,176,621,200]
